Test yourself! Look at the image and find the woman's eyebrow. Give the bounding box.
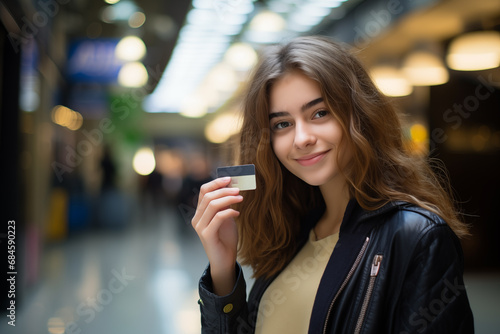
[301,97,323,112]
[269,111,289,120]
[269,97,324,120]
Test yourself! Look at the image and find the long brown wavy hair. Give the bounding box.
[234,36,469,279]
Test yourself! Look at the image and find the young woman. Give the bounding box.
[191,36,474,333]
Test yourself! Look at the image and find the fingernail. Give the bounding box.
[221,176,231,182]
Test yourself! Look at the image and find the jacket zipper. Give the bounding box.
[322,237,370,334]
[353,254,383,334]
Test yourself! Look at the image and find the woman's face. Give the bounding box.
[269,71,351,187]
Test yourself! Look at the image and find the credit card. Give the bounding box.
[216,164,256,191]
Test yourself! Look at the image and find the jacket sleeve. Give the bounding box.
[198,262,253,334]
[393,224,474,334]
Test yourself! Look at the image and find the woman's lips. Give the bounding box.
[295,150,330,166]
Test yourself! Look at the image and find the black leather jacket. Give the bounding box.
[198,200,474,333]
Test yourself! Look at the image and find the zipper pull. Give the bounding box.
[370,255,383,277]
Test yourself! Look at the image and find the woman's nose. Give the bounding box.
[294,122,317,149]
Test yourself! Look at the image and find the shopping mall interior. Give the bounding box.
[1,0,499,333]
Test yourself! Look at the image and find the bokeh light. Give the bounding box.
[132,147,156,175]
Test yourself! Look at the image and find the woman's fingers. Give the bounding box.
[197,177,232,206]
[200,208,240,241]
[198,187,240,212]
[193,194,243,231]
[192,178,240,227]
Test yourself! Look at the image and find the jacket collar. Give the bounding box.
[302,199,409,239]
[340,199,410,235]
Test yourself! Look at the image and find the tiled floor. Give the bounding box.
[1,203,498,334]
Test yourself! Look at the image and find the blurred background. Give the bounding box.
[0,0,499,333]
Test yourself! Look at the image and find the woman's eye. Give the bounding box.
[274,121,291,130]
[313,110,328,119]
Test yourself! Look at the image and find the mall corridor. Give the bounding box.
[2,0,500,333]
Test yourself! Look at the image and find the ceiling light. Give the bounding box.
[100,1,139,23]
[205,112,242,143]
[245,11,287,43]
[224,43,257,71]
[447,31,500,71]
[118,62,148,87]
[300,3,332,17]
[180,99,208,118]
[128,11,146,28]
[133,147,156,176]
[371,66,413,97]
[144,1,253,113]
[192,0,213,10]
[187,8,218,26]
[249,11,286,32]
[206,63,238,93]
[289,11,324,28]
[226,1,254,15]
[316,0,344,8]
[115,36,146,61]
[403,51,448,86]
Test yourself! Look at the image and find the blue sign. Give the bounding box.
[67,39,124,83]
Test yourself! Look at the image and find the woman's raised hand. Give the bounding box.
[191,177,243,296]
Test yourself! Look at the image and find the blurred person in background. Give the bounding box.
[191,36,474,333]
[96,145,129,229]
[178,151,213,234]
[100,145,117,194]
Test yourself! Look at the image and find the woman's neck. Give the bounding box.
[316,177,350,239]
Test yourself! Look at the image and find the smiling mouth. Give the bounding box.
[295,150,330,166]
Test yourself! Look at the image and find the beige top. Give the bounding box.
[255,229,339,334]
